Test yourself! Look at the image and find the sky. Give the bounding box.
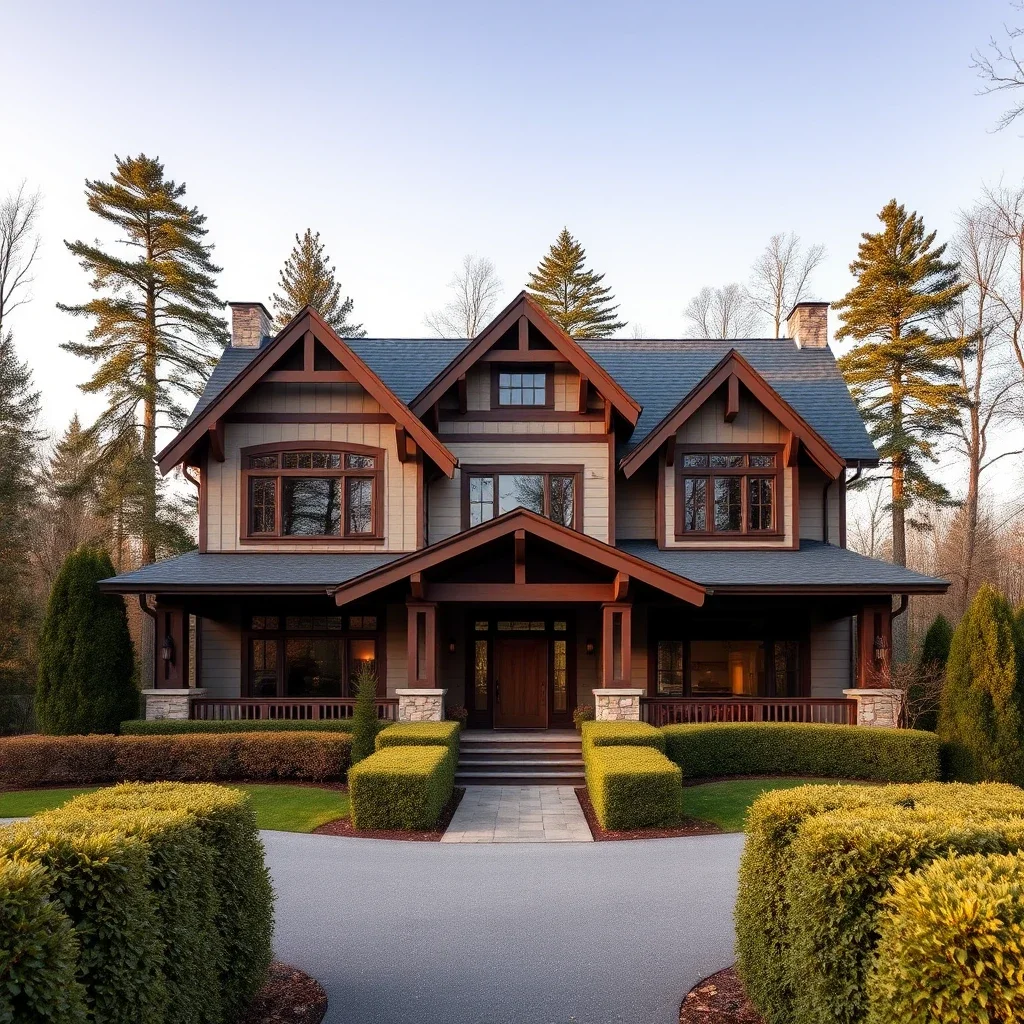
[3,0,1024,503]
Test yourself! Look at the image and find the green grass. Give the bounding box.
[0,784,349,834]
[685,778,857,833]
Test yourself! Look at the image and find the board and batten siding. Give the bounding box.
[798,464,843,544]
[809,616,853,697]
[199,617,242,698]
[204,382,418,552]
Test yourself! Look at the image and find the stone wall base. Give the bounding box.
[843,688,903,728]
[141,689,208,721]
[396,689,447,723]
[593,688,644,722]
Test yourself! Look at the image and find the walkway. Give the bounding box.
[264,829,744,1024]
[441,785,592,843]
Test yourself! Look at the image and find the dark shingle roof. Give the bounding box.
[617,539,947,592]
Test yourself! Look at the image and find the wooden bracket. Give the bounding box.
[303,329,315,370]
[577,375,589,414]
[409,571,424,600]
[665,436,676,468]
[725,373,740,422]
[784,431,800,467]
[457,373,468,415]
[518,315,529,351]
[613,572,630,601]
[207,420,224,462]
[514,529,526,584]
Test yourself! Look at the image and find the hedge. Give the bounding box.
[349,745,455,830]
[584,745,682,830]
[0,731,351,787]
[581,720,666,753]
[0,856,87,1024]
[662,722,941,782]
[735,782,1024,1024]
[866,851,1024,1024]
[121,719,356,735]
[375,721,462,758]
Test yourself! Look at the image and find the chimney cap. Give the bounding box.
[228,301,273,318]
[784,299,829,322]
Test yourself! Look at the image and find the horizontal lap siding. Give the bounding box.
[616,469,656,540]
[385,604,407,695]
[810,617,852,697]
[798,464,842,543]
[464,365,580,411]
[200,617,241,698]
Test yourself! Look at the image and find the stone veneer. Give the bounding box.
[592,688,645,722]
[396,688,447,722]
[141,688,208,721]
[842,688,903,728]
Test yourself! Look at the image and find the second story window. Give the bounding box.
[242,443,383,541]
[491,367,553,408]
[464,466,581,529]
[676,449,781,538]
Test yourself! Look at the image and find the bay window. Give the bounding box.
[676,448,782,538]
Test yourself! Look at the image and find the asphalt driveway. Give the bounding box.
[262,830,744,1024]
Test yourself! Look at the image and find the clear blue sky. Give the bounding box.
[3,0,1023,445]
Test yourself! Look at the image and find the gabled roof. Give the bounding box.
[617,348,846,479]
[156,307,457,477]
[329,507,706,607]
[409,292,642,427]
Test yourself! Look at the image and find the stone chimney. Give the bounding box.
[228,302,274,348]
[785,301,829,349]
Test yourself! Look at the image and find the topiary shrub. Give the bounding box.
[584,746,682,830]
[375,721,462,758]
[349,659,380,765]
[581,720,666,752]
[349,746,455,830]
[35,546,137,735]
[120,718,355,735]
[939,584,1024,784]
[573,705,594,732]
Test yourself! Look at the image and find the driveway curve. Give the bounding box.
[262,830,743,1024]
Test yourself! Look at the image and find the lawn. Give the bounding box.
[684,778,854,833]
[0,784,349,833]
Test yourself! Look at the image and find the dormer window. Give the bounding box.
[491,367,553,408]
[241,442,383,542]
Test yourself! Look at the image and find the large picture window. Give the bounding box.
[463,465,581,529]
[653,636,802,697]
[241,442,383,541]
[676,448,782,538]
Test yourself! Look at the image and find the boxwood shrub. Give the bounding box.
[735,781,1024,1024]
[349,745,455,830]
[375,721,462,758]
[584,745,682,830]
[121,718,356,735]
[581,720,666,753]
[663,722,941,782]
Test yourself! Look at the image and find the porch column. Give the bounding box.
[855,601,893,688]
[399,601,446,722]
[153,603,190,689]
[600,603,632,687]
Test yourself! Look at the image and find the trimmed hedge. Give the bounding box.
[581,720,666,752]
[0,731,351,786]
[349,745,455,830]
[866,851,1024,1024]
[735,782,1024,1024]
[584,745,682,830]
[375,721,462,758]
[121,719,356,735]
[663,722,941,782]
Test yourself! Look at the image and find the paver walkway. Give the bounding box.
[441,784,592,842]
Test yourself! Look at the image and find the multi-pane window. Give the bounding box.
[243,446,382,539]
[496,371,548,407]
[677,450,779,537]
[466,470,578,528]
[653,635,801,697]
[656,640,684,696]
[553,640,568,712]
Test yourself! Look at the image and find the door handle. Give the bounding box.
[495,678,500,704]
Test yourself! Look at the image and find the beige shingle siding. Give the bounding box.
[200,616,241,697]
[615,470,656,540]
[798,464,842,543]
[810,617,853,696]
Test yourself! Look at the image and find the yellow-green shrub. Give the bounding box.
[581,720,666,753]
[375,721,461,758]
[866,851,1024,1024]
[349,746,455,830]
[584,745,682,830]
[0,855,87,1024]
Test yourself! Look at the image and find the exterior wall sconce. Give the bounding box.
[161,634,175,664]
[448,639,457,654]
[585,638,595,655]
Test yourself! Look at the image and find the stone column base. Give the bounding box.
[593,688,645,722]
[395,689,447,722]
[843,688,903,728]
[141,688,208,721]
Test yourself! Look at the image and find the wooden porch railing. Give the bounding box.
[190,698,399,722]
[640,697,857,727]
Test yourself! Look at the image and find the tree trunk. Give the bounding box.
[141,222,157,566]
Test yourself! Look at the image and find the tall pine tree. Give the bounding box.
[526,228,626,338]
[272,229,366,336]
[835,200,968,569]
[59,154,225,566]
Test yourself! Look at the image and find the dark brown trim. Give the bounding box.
[725,373,740,422]
[489,365,555,410]
[424,583,617,601]
[839,474,847,549]
[438,431,610,444]
[199,452,208,553]
[607,426,616,544]
[415,457,424,549]
[262,370,357,383]
[459,463,585,532]
[438,409,604,422]
[225,412,393,424]
[656,450,666,549]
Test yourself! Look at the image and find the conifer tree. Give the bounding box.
[272,229,366,336]
[349,659,380,764]
[59,154,225,566]
[526,228,626,338]
[919,613,954,672]
[938,584,1024,784]
[835,200,968,570]
[36,546,137,734]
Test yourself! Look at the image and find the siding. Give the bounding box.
[386,604,407,695]
[200,617,241,698]
[615,468,656,540]
[810,617,852,697]
[463,363,583,412]
[798,464,842,543]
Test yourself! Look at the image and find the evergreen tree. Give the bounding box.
[835,200,968,571]
[913,612,954,732]
[59,154,225,565]
[272,229,366,336]
[919,613,954,672]
[36,546,137,734]
[938,585,1024,784]
[0,332,42,687]
[526,228,626,338]
[349,659,380,764]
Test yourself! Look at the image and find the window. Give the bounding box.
[492,369,551,408]
[690,640,764,696]
[676,449,780,537]
[656,640,684,696]
[464,468,580,528]
[242,444,383,540]
[553,640,568,712]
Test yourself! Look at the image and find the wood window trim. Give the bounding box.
[240,440,385,545]
[674,444,785,541]
[460,463,584,531]
[489,365,555,410]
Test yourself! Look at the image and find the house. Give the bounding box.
[102,292,947,733]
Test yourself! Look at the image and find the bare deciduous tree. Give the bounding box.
[973,3,1024,131]
[0,182,42,338]
[749,232,827,337]
[683,283,760,339]
[983,181,1024,377]
[849,478,892,560]
[425,254,503,338]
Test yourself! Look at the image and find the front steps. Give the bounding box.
[456,730,585,786]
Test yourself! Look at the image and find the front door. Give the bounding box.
[494,637,548,728]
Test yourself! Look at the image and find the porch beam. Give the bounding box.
[514,529,526,584]
[612,572,629,601]
[422,583,618,602]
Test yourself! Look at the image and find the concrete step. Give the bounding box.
[460,739,582,753]
[458,757,584,769]
[455,770,585,787]
[459,750,583,763]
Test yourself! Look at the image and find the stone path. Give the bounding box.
[441,784,592,842]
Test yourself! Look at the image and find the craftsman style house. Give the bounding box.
[103,293,947,729]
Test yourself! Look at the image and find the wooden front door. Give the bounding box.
[494,637,548,728]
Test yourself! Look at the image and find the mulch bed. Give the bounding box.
[312,787,465,840]
[574,788,721,840]
[238,961,328,1024]
[679,966,763,1024]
